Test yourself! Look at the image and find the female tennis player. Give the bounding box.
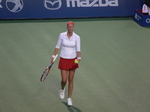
[51,21,81,106]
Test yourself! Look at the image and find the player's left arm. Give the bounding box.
[77,51,81,62]
[76,36,81,62]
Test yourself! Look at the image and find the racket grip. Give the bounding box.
[53,54,58,62]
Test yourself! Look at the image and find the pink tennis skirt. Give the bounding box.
[58,57,79,70]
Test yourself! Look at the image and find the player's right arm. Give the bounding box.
[51,33,62,63]
[51,48,59,63]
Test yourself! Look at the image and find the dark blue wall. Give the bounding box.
[0,0,144,19]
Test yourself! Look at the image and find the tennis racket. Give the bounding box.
[40,54,58,82]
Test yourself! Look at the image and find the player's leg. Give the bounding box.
[61,70,68,89]
[60,70,68,99]
[68,69,75,98]
[67,69,76,106]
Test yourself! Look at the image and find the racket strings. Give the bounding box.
[41,69,50,81]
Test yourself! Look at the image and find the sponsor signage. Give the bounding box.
[0,0,143,19]
[133,9,150,26]
[66,0,119,7]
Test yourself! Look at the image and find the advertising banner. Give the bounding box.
[0,0,144,19]
[133,9,150,26]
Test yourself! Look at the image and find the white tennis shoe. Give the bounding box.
[59,88,65,99]
[67,98,73,106]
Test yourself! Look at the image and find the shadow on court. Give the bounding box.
[62,102,82,112]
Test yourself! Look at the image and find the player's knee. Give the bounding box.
[61,80,67,84]
[68,78,74,83]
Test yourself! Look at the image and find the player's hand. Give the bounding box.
[77,59,81,62]
[50,57,55,64]
[77,57,81,63]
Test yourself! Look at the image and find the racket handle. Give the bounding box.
[53,54,58,62]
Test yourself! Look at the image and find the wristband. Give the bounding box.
[52,55,56,58]
[77,57,81,60]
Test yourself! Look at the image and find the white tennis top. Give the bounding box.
[55,31,81,59]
